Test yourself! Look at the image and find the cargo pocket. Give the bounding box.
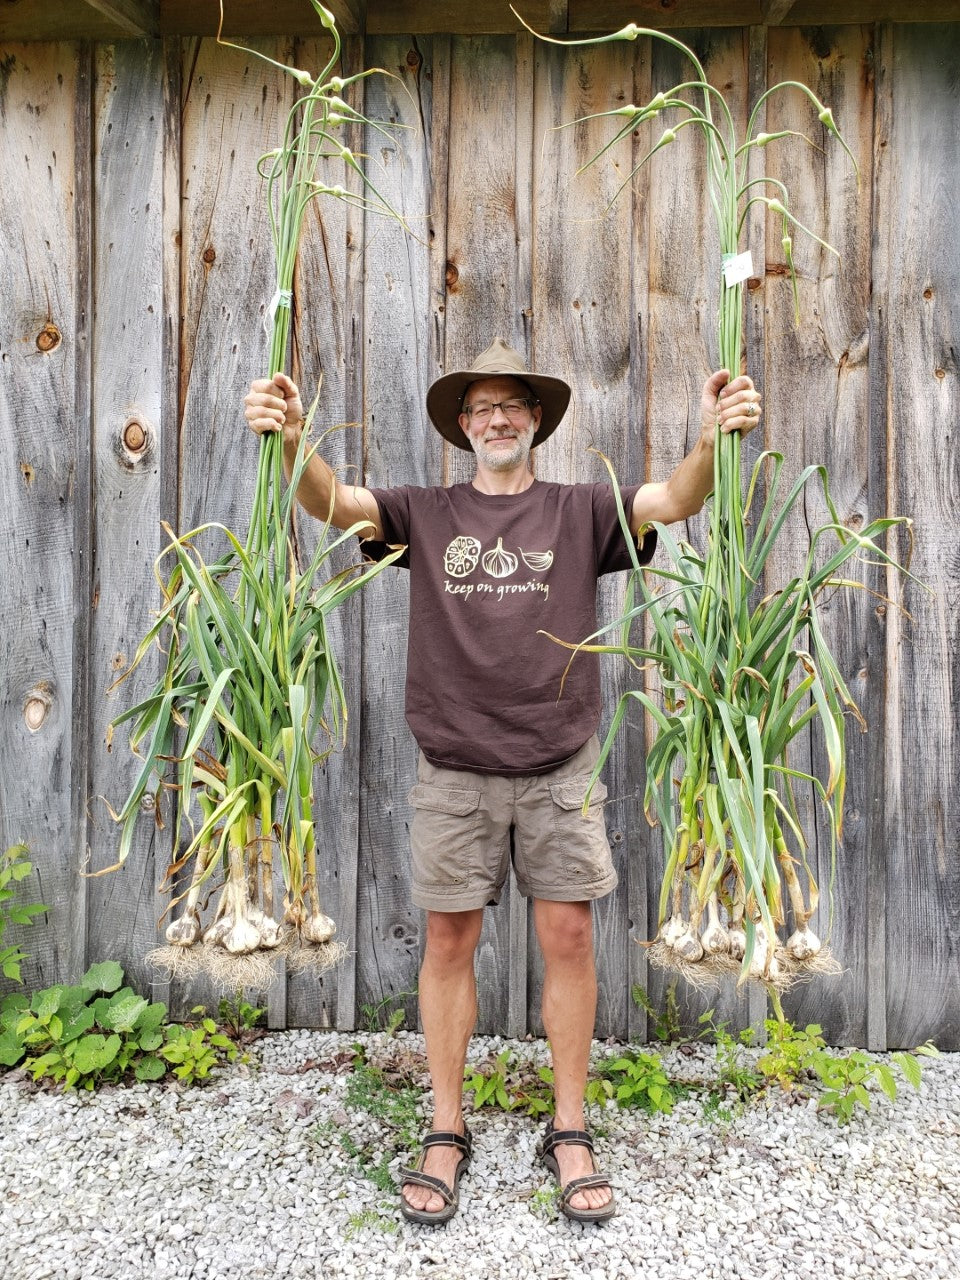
[408,782,482,891]
[548,774,612,884]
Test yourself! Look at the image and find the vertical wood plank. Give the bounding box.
[636,28,756,1038]
[86,38,166,998]
[625,35,654,1046]
[441,33,533,1034]
[762,24,876,1045]
[864,23,893,1055]
[744,22,770,1043]
[876,23,960,1050]
[178,36,290,535]
[149,35,183,1012]
[444,33,527,495]
[507,34,535,1039]
[531,35,636,1037]
[0,44,83,991]
[285,28,358,1034]
[169,33,292,1016]
[71,44,94,987]
[356,33,438,1032]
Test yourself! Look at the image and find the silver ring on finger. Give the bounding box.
[744,402,758,417]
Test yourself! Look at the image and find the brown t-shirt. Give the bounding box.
[367,479,656,775]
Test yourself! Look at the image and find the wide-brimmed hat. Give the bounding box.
[426,337,572,451]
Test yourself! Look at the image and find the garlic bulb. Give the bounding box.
[204,915,234,946]
[165,913,200,947]
[223,914,262,955]
[302,912,337,944]
[699,895,729,954]
[673,927,704,962]
[727,927,747,960]
[258,916,284,949]
[786,925,821,960]
[747,928,780,980]
[661,914,686,947]
[701,922,730,955]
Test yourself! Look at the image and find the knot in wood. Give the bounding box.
[445,260,459,290]
[23,682,53,732]
[405,48,421,70]
[122,419,147,453]
[202,245,217,265]
[36,322,61,353]
[116,417,153,469]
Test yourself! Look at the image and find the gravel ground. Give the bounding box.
[1,1029,958,1280]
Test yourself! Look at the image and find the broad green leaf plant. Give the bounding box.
[518,13,918,997]
[106,3,405,984]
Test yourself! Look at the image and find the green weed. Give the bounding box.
[0,960,236,1089]
[597,1048,676,1114]
[0,844,46,984]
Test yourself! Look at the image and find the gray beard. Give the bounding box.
[470,424,536,472]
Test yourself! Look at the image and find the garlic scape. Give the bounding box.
[108,4,406,982]
[523,16,913,995]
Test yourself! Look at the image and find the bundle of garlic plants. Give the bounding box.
[521,13,916,999]
[107,3,404,987]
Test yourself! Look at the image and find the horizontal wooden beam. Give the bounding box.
[0,0,151,41]
[0,0,957,41]
[762,0,797,22]
[325,0,365,34]
[565,0,960,30]
[158,0,347,37]
[83,0,158,37]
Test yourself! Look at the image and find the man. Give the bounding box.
[244,338,761,1224]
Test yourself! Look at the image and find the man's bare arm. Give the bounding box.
[244,373,385,540]
[630,370,762,533]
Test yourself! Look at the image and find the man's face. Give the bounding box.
[458,376,541,472]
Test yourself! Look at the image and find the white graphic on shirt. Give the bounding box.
[518,548,554,572]
[441,535,554,603]
[442,537,553,579]
[443,535,481,578]
[481,538,518,578]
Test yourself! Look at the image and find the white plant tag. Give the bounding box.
[721,250,754,287]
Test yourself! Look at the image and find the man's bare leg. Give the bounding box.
[534,898,613,1214]
[402,908,484,1215]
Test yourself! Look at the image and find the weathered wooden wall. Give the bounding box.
[1,21,957,1049]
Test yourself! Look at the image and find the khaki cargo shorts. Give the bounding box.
[407,735,618,911]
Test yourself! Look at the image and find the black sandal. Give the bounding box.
[399,1127,473,1225]
[536,1120,616,1223]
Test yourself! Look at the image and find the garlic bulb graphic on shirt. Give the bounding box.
[443,535,481,577]
[481,538,519,578]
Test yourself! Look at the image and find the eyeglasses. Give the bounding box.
[462,398,537,425]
